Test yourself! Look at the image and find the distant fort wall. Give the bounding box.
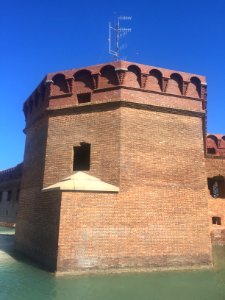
[0,163,22,226]
[206,135,225,245]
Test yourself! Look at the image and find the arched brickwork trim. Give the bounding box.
[128,64,141,74]
[52,73,66,81]
[149,69,163,91]
[74,70,94,90]
[100,65,118,86]
[167,73,183,95]
[52,73,69,94]
[190,76,201,97]
[170,73,183,80]
[149,69,162,78]
[220,136,225,148]
[100,65,115,74]
[127,65,141,87]
[207,135,218,147]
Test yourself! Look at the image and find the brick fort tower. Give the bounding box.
[15,61,211,272]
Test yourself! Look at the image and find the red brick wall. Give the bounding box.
[43,106,121,188]
[0,179,20,224]
[56,105,211,271]
[15,119,61,270]
[16,61,212,272]
[0,164,22,225]
[206,158,225,245]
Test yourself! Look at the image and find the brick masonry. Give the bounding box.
[56,107,211,271]
[205,157,225,244]
[0,164,22,225]
[11,60,225,272]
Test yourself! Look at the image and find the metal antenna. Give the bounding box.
[108,16,132,61]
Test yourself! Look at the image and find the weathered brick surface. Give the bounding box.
[15,119,61,270]
[43,106,120,188]
[16,61,212,272]
[24,61,206,130]
[206,158,225,245]
[56,107,211,271]
[0,164,22,225]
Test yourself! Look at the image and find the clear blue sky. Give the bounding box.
[0,0,225,170]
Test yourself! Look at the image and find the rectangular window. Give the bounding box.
[212,217,221,225]
[0,192,2,202]
[208,177,225,199]
[207,148,216,154]
[77,93,91,104]
[73,143,91,171]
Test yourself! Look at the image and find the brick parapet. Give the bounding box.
[47,61,206,83]
[0,163,23,183]
[23,61,207,128]
[206,134,225,157]
[0,165,21,225]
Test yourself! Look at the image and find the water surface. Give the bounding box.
[1,226,225,300]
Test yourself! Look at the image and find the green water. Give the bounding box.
[1,227,225,300]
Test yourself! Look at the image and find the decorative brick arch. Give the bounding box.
[52,74,69,95]
[206,135,218,154]
[207,135,218,147]
[124,65,141,88]
[166,73,183,95]
[74,69,94,93]
[145,69,163,92]
[186,77,201,98]
[98,65,118,88]
[220,136,225,148]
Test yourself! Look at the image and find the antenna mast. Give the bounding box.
[108,16,132,61]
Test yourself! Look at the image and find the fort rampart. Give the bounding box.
[1,60,224,273]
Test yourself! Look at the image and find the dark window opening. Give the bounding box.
[6,210,8,216]
[207,148,216,154]
[208,177,225,199]
[73,143,91,171]
[212,216,221,225]
[7,190,12,201]
[0,192,2,202]
[77,93,91,104]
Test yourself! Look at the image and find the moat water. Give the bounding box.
[1,226,225,300]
